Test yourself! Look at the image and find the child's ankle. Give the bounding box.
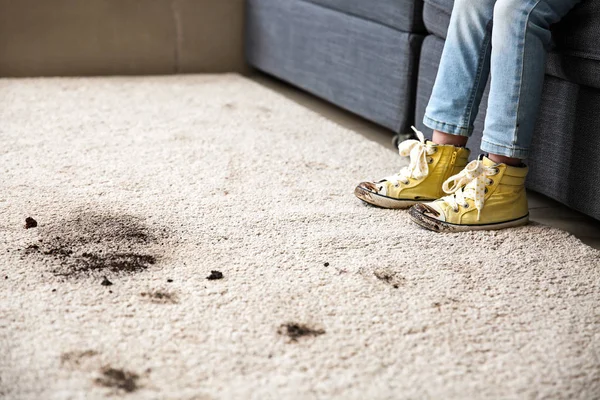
[488,153,522,167]
[432,130,468,147]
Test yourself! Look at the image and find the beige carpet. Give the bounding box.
[1,74,599,399]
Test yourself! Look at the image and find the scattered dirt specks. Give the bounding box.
[207,270,223,280]
[323,262,330,267]
[95,367,140,393]
[25,217,38,229]
[432,297,460,312]
[19,211,167,278]
[101,277,113,286]
[278,323,325,342]
[140,291,178,304]
[373,268,405,289]
[61,350,99,368]
[24,244,40,253]
[405,326,429,335]
[76,252,156,274]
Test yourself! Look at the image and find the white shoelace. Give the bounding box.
[381,126,437,187]
[441,157,499,220]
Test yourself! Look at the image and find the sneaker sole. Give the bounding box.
[409,207,529,232]
[354,186,432,209]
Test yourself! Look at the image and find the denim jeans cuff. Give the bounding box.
[480,139,530,159]
[423,115,472,137]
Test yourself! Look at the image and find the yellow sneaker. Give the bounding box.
[355,127,471,208]
[409,155,529,232]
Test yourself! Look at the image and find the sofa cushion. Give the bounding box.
[247,0,424,133]
[422,0,452,39]
[546,0,600,89]
[552,0,600,60]
[303,0,424,32]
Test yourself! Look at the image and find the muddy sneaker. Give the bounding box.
[409,155,529,232]
[355,127,471,209]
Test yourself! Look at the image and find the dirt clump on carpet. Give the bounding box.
[100,277,113,286]
[278,323,326,342]
[95,367,140,393]
[206,270,223,280]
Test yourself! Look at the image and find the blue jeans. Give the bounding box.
[423,0,581,159]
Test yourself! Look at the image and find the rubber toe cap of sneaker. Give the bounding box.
[412,202,446,222]
[357,181,387,196]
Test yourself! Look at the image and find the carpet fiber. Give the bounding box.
[1,74,599,399]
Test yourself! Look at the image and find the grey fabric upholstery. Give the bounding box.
[548,0,600,89]
[246,0,424,133]
[422,0,452,39]
[304,0,425,32]
[546,53,600,90]
[552,0,600,62]
[415,34,600,220]
[527,77,600,217]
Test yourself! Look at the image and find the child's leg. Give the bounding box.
[407,0,584,233]
[354,0,496,209]
[424,0,497,143]
[482,0,582,164]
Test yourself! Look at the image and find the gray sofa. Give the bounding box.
[246,0,425,133]
[246,0,600,221]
